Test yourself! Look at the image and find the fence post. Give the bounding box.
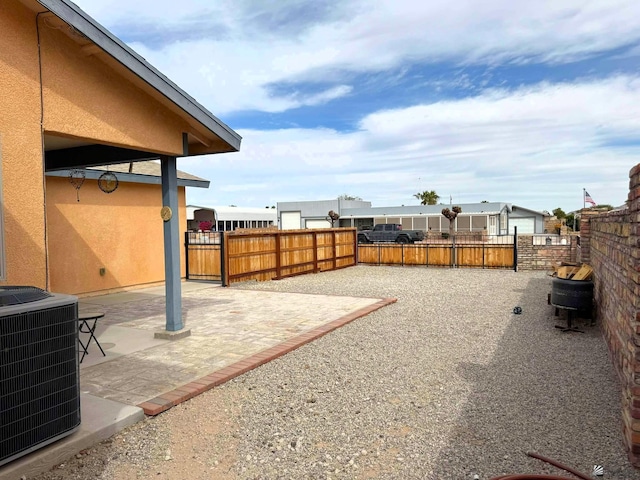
[425,242,429,267]
[332,230,337,270]
[184,232,190,280]
[313,231,319,272]
[513,226,518,272]
[275,231,281,279]
[452,235,456,268]
[220,232,227,286]
[353,229,358,265]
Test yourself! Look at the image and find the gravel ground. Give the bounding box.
[28,266,638,480]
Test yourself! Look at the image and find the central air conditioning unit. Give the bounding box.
[0,286,80,467]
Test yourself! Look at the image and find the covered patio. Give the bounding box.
[21,0,243,332]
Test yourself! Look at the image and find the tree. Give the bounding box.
[441,206,462,238]
[552,207,566,219]
[338,194,362,201]
[481,200,489,203]
[327,210,340,227]
[414,190,440,205]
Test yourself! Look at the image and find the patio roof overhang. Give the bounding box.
[21,0,242,170]
[46,162,210,189]
[44,142,169,171]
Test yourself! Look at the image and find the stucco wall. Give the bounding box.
[38,15,187,156]
[1,3,200,291]
[46,177,187,295]
[0,2,48,288]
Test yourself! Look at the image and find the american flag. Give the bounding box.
[584,190,596,206]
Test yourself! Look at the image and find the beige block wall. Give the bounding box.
[46,176,187,295]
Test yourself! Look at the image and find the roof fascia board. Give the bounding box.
[512,205,547,216]
[339,213,499,218]
[187,205,216,211]
[37,0,241,152]
[45,169,210,188]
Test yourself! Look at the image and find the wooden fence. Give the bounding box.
[185,231,515,285]
[357,235,515,269]
[224,228,357,284]
[184,228,358,285]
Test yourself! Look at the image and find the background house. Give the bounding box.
[187,205,277,231]
[277,200,549,235]
[277,199,372,229]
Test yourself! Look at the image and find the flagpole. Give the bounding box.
[583,188,585,209]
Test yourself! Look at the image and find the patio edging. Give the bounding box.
[137,297,397,415]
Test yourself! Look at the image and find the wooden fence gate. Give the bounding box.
[185,232,224,284]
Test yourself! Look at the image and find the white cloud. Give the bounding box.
[69,0,639,211]
[303,85,353,106]
[182,75,638,211]
[74,0,640,114]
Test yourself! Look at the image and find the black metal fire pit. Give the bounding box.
[550,277,594,332]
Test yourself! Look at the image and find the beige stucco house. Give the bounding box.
[1,0,241,298]
[45,161,209,295]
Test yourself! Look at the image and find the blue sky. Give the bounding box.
[73,0,640,213]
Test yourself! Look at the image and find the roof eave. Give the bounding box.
[46,169,210,188]
[37,0,241,153]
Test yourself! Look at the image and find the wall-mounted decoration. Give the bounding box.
[68,169,86,202]
[98,171,119,194]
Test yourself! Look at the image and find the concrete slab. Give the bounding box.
[154,328,191,340]
[0,395,144,480]
[78,325,169,369]
[78,282,219,307]
[79,291,162,306]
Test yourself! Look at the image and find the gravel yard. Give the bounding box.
[30,266,636,480]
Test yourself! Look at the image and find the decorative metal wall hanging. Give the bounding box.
[160,206,173,222]
[98,171,119,194]
[68,169,86,202]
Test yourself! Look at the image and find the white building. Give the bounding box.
[276,200,549,235]
[187,205,277,231]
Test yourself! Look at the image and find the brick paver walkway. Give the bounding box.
[77,283,394,415]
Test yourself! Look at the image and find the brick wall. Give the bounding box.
[516,235,577,270]
[580,164,639,465]
[544,216,561,234]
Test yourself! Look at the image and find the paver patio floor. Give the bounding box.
[77,282,391,410]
